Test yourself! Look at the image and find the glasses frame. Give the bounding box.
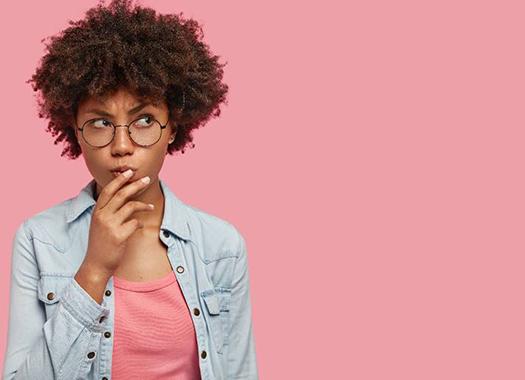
[77,115,170,148]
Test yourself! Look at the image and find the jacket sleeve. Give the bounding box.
[226,231,259,379]
[2,221,110,380]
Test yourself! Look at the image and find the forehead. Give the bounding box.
[78,87,165,110]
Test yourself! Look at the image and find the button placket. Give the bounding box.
[164,235,207,360]
[95,279,114,377]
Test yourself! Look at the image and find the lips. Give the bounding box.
[111,166,137,177]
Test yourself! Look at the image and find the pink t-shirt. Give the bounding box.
[111,270,201,379]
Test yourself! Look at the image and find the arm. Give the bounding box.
[2,221,110,380]
[226,232,259,379]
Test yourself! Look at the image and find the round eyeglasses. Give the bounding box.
[77,115,170,148]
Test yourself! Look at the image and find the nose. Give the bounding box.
[110,125,135,156]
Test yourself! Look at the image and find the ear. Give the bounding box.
[168,123,177,143]
[71,115,79,138]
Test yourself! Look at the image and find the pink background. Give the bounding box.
[1,0,525,378]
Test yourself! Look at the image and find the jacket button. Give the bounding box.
[104,331,111,338]
[87,351,96,359]
[176,266,185,274]
[105,289,112,296]
[200,350,207,359]
[46,292,55,301]
[163,230,170,238]
[102,377,108,380]
[193,308,200,316]
[99,316,106,323]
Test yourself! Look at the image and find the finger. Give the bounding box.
[114,201,154,225]
[104,176,152,213]
[121,218,144,237]
[96,169,135,209]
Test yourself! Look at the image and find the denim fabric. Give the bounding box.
[2,178,258,380]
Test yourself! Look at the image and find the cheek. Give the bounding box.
[83,155,103,176]
[150,146,169,166]
[79,148,108,177]
[144,148,169,174]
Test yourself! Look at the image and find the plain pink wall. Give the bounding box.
[1,0,525,378]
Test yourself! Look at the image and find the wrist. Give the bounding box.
[76,259,112,284]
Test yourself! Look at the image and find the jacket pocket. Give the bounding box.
[37,274,73,320]
[201,289,231,354]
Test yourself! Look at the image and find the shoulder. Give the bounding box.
[16,197,76,253]
[181,202,247,262]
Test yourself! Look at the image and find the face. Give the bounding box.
[75,87,175,198]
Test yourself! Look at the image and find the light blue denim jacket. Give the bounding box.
[2,178,258,380]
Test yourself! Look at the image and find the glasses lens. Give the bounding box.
[82,116,162,147]
[82,119,114,147]
[129,116,162,146]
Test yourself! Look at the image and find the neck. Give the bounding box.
[94,178,165,229]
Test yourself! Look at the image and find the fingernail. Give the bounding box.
[141,176,150,184]
[123,169,133,178]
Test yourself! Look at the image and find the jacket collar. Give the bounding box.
[65,178,192,241]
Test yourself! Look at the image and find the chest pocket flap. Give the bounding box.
[202,292,221,315]
[201,289,232,354]
[37,275,73,306]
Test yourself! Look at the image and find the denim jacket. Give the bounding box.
[2,178,258,380]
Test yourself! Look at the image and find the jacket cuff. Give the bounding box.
[60,278,110,332]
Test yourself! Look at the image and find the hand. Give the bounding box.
[82,169,155,277]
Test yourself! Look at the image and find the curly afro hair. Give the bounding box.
[27,0,229,159]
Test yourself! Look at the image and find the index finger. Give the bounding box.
[95,169,135,209]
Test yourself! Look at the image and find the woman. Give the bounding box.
[2,1,258,379]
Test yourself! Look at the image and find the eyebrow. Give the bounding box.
[84,103,153,117]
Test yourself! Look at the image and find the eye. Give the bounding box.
[133,114,155,127]
[89,119,112,128]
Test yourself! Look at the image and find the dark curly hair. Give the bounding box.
[27,0,229,158]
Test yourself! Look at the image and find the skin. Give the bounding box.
[74,86,176,230]
[73,86,178,291]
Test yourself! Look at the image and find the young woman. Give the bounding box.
[2,1,258,379]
